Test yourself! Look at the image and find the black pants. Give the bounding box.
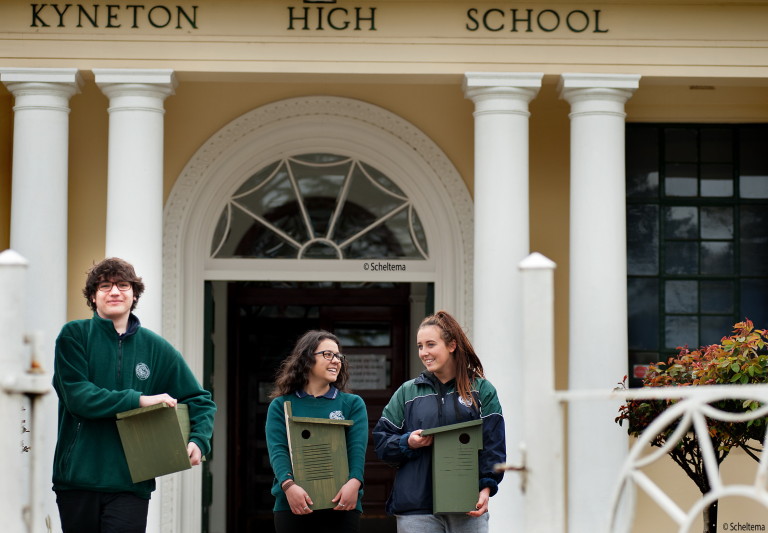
[274,509,361,533]
[56,490,149,533]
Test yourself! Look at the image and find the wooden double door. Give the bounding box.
[226,281,412,532]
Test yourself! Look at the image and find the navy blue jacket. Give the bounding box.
[372,371,505,515]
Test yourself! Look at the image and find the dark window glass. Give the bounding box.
[700,280,733,314]
[700,315,734,346]
[335,322,391,347]
[664,206,698,239]
[665,164,698,197]
[739,126,768,199]
[700,129,732,163]
[627,127,659,198]
[665,315,698,350]
[627,205,659,275]
[664,241,698,275]
[628,278,659,350]
[627,124,768,385]
[700,241,733,275]
[740,206,768,276]
[665,280,697,313]
[741,279,768,328]
[665,128,698,161]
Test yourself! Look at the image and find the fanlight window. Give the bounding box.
[211,153,429,259]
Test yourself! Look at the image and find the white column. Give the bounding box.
[94,69,176,334]
[95,69,176,533]
[463,72,543,532]
[558,73,640,533]
[0,67,82,533]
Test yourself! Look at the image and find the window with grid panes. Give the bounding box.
[626,124,768,387]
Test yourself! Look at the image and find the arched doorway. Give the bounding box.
[163,96,473,532]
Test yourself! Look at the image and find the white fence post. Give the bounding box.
[519,252,565,533]
[0,250,52,532]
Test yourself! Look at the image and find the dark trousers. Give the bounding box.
[274,509,361,533]
[55,490,149,533]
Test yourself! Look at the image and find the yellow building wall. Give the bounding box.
[66,78,109,319]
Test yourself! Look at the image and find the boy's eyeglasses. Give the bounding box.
[97,281,132,292]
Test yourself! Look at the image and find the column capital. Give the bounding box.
[464,71,544,91]
[94,69,177,107]
[558,73,641,107]
[0,67,83,101]
[463,72,543,113]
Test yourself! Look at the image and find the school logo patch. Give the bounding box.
[135,362,151,381]
[329,410,345,420]
[458,395,472,407]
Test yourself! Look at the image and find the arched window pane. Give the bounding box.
[211,154,429,260]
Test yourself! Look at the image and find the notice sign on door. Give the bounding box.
[346,354,388,390]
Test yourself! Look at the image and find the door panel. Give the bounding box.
[227,282,409,532]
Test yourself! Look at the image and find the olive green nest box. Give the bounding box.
[422,419,483,513]
[284,401,354,510]
[116,403,191,483]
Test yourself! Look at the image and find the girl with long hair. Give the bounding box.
[373,311,506,533]
[266,330,368,533]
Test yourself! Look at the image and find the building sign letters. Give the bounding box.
[27,2,610,34]
[466,8,607,33]
[287,6,377,31]
[30,4,199,29]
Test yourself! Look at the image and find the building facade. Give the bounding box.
[2,1,767,532]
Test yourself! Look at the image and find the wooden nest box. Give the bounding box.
[422,419,483,513]
[116,403,192,483]
[284,401,354,510]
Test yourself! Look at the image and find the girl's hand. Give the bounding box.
[407,429,434,449]
[467,487,491,517]
[331,478,361,511]
[284,482,314,515]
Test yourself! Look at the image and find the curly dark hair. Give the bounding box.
[419,310,485,406]
[270,330,350,398]
[83,257,145,312]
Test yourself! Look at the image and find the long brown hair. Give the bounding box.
[419,310,485,405]
[269,330,350,398]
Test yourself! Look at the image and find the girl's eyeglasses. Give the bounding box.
[313,350,345,362]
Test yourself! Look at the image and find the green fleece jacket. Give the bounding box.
[266,388,368,512]
[52,313,216,499]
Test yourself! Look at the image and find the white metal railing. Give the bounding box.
[519,253,768,533]
[562,386,768,533]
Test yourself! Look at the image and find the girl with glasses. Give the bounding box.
[266,330,368,533]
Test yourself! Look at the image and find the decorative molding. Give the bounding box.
[164,95,473,342]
